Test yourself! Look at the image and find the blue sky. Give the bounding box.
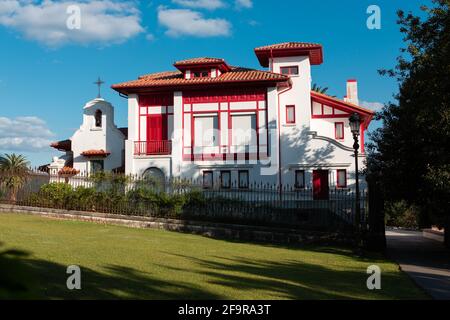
[0,0,431,166]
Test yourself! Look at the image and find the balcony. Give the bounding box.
[134,141,172,156]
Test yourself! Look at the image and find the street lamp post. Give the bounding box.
[349,112,362,245]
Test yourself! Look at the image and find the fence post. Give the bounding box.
[365,178,386,252]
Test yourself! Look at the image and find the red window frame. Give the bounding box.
[335,122,344,140]
[280,66,299,75]
[220,170,231,189]
[202,170,213,189]
[336,169,347,188]
[286,105,296,124]
[238,170,249,189]
[295,170,305,189]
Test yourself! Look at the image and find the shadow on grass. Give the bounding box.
[0,242,221,300]
[157,251,424,300]
[0,241,423,300]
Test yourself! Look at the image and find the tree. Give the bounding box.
[311,83,329,94]
[368,0,450,246]
[0,154,30,202]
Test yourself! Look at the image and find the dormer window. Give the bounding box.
[280,66,299,76]
[192,70,210,78]
[174,57,231,80]
[95,109,102,127]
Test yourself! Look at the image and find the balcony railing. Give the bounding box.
[134,140,172,156]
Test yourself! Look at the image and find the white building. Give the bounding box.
[48,42,374,199]
[49,97,126,177]
[110,42,374,199]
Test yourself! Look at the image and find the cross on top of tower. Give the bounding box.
[94,77,104,98]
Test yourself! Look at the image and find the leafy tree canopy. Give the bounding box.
[368,0,450,227]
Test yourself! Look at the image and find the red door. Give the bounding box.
[313,170,329,200]
[147,114,167,154]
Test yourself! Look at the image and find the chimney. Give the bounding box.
[345,79,359,105]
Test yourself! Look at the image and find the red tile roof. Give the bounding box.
[112,67,289,93]
[254,42,322,51]
[311,91,374,115]
[50,139,71,152]
[81,149,111,157]
[58,167,79,176]
[254,42,324,67]
[174,57,226,66]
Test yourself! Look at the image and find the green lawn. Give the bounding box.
[0,212,426,299]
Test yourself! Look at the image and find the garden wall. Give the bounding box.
[0,204,355,245]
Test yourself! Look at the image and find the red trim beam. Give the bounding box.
[311,91,374,129]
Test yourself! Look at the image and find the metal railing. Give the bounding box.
[0,169,368,232]
[134,140,172,155]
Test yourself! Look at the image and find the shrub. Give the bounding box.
[126,187,186,216]
[67,186,97,210]
[37,183,73,208]
[385,200,419,229]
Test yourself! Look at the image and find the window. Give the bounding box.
[220,171,231,189]
[280,66,299,76]
[90,160,104,174]
[192,70,209,78]
[295,170,305,189]
[238,170,249,189]
[95,110,102,127]
[286,105,295,124]
[335,122,344,139]
[203,171,213,189]
[231,114,257,147]
[194,115,219,147]
[337,169,347,188]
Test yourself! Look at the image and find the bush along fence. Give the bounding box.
[0,169,368,232]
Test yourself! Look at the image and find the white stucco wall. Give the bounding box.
[124,55,368,189]
[71,98,125,173]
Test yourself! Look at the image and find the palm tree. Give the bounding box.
[312,83,329,94]
[0,153,30,202]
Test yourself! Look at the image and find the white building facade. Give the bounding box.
[111,42,373,198]
[49,98,126,177]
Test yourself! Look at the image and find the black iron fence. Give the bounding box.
[0,169,368,232]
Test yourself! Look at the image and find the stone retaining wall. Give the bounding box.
[0,203,354,245]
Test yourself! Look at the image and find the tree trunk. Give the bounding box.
[444,216,450,249]
[8,188,17,203]
[365,179,386,252]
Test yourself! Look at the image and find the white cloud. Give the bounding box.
[235,0,253,9]
[0,116,54,152]
[145,33,155,41]
[360,100,384,112]
[0,0,144,47]
[172,0,226,10]
[158,6,231,37]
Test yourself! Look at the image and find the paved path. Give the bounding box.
[386,229,450,299]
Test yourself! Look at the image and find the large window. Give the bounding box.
[280,66,299,76]
[90,160,104,174]
[238,170,249,189]
[220,171,231,189]
[286,105,295,124]
[194,115,219,147]
[231,114,257,147]
[335,122,344,140]
[203,171,213,189]
[295,170,305,189]
[337,169,347,188]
